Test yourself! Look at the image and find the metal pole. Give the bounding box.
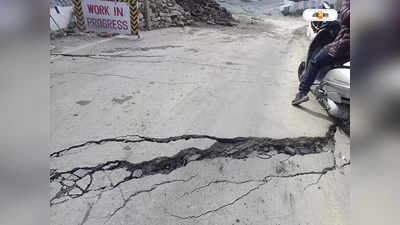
[144,0,152,30]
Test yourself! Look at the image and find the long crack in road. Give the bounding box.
[50,124,348,209]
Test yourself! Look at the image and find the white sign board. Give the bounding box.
[82,0,131,34]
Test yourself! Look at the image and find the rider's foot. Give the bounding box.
[291,92,309,105]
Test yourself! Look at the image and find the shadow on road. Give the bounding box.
[294,105,334,123]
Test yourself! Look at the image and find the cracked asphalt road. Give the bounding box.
[50,17,350,225]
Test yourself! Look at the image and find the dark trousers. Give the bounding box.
[299,47,335,94]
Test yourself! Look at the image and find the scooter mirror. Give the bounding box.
[323,1,331,9]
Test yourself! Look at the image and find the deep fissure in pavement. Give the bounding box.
[50,125,338,206]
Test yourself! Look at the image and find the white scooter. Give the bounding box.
[298,3,350,121]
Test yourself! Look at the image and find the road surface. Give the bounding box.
[50,16,350,225]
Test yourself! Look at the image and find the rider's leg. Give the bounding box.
[299,47,335,94]
[292,47,335,105]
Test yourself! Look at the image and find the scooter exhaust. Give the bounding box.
[324,98,348,119]
[326,98,341,118]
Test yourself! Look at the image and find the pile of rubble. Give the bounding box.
[175,0,235,26]
[138,0,235,29]
[137,0,193,29]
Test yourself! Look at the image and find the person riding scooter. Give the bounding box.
[292,0,350,105]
